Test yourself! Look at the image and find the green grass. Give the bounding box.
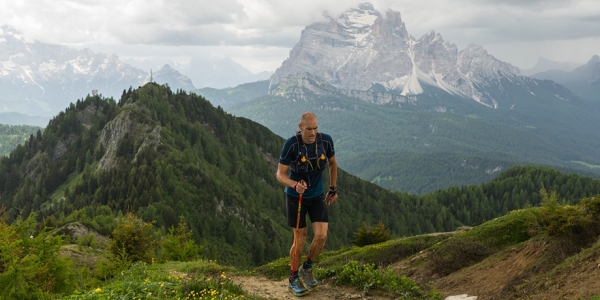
[255,234,449,280]
[424,208,540,276]
[253,234,449,299]
[62,260,264,300]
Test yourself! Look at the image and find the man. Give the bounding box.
[276,111,338,297]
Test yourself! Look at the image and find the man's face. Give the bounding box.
[299,115,318,144]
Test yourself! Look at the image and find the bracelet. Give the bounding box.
[329,185,337,191]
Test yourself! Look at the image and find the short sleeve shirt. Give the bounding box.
[279,133,335,198]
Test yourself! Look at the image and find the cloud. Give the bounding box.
[5,0,599,46]
[2,0,599,71]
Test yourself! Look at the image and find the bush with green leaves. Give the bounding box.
[109,212,158,264]
[336,261,441,299]
[529,190,600,261]
[352,220,390,247]
[162,216,203,262]
[77,233,99,250]
[536,190,600,239]
[0,210,77,299]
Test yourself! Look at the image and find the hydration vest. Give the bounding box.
[290,131,328,174]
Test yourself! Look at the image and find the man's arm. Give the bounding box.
[326,155,338,205]
[277,163,306,194]
[328,155,337,187]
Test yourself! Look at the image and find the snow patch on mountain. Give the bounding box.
[270,3,561,109]
[339,3,379,44]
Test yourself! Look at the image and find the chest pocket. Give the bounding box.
[290,132,327,174]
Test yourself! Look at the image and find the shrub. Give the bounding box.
[429,238,490,276]
[352,220,390,247]
[109,212,158,264]
[535,191,600,260]
[162,216,203,261]
[0,210,77,299]
[337,261,441,299]
[77,233,99,250]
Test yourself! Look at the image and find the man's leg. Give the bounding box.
[307,222,328,261]
[290,227,308,272]
[289,227,309,296]
[299,222,328,289]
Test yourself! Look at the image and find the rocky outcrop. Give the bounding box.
[53,221,109,246]
[96,102,161,170]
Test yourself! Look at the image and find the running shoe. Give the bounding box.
[288,277,310,296]
[298,264,319,289]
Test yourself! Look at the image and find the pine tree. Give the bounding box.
[352,220,390,247]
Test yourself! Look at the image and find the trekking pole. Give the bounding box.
[291,180,305,278]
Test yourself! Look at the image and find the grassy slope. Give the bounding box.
[62,196,600,299]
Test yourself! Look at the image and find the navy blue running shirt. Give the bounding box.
[279,133,335,198]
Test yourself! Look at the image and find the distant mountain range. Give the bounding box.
[0,25,270,125]
[269,3,582,110]
[520,57,581,76]
[124,56,272,90]
[196,80,270,109]
[531,55,600,102]
[0,25,146,119]
[226,3,600,193]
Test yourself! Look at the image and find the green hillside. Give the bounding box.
[195,80,269,109]
[4,187,600,299]
[2,83,600,273]
[2,83,600,298]
[0,124,41,157]
[229,79,600,194]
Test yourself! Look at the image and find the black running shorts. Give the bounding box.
[286,193,328,228]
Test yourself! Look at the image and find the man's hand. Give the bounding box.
[325,186,337,205]
[294,180,307,195]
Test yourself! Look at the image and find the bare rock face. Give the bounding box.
[269,3,535,109]
[271,3,412,91]
[96,101,161,170]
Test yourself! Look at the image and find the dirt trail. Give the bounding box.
[231,275,394,300]
[231,275,481,299]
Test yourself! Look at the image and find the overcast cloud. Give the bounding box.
[2,0,599,72]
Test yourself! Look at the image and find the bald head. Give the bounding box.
[298,112,318,144]
[299,112,317,125]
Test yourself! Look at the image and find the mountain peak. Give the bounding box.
[338,2,381,38]
[0,24,25,42]
[589,55,600,63]
[0,24,18,35]
[270,4,530,109]
[357,2,375,11]
[159,64,175,71]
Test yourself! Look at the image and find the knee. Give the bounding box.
[313,231,327,243]
[294,230,308,244]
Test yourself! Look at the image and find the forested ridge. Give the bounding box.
[0,124,41,157]
[1,83,600,269]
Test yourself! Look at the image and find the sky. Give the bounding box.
[2,0,600,73]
